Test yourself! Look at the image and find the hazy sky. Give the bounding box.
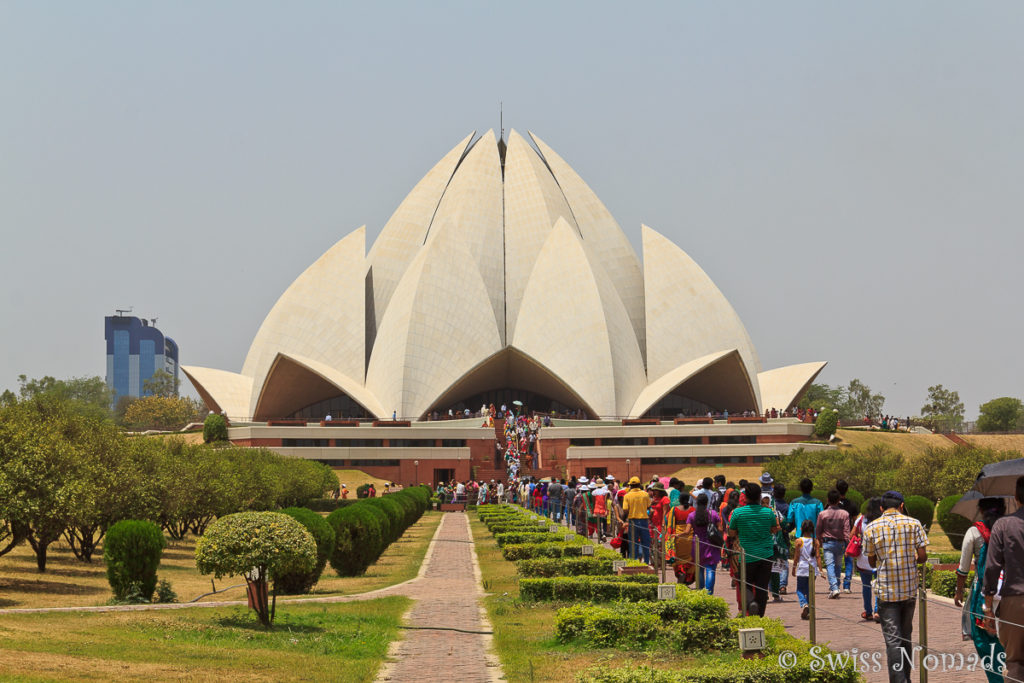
[3,2,1022,419]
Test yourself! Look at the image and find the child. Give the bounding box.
[792,519,826,620]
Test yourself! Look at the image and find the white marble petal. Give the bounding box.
[642,224,762,410]
[628,350,759,418]
[427,130,506,343]
[513,218,647,417]
[502,129,579,341]
[529,132,647,364]
[758,362,828,413]
[181,366,253,422]
[365,218,503,419]
[366,132,475,338]
[242,226,366,411]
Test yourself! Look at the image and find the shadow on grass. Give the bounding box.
[214,614,326,634]
[2,564,101,579]
[0,577,106,596]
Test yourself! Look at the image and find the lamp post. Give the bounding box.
[626,458,631,481]
[414,460,419,487]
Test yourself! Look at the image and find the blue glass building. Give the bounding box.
[104,315,179,401]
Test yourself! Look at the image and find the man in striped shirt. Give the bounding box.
[864,491,928,683]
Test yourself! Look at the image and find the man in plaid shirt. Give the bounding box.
[864,490,929,683]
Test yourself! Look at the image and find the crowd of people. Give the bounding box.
[487,471,1024,682]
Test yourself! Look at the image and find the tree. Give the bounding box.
[844,379,885,420]
[195,511,316,626]
[921,384,965,431]
[142,369,180,398]
[203,413,228,443]
[123,395,203,431]
[16,374,113,421]
[977,397,1024,433]
[798,384,844,412]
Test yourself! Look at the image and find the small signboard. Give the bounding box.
[657,584,676,600]
[537,520,548,527]
[738,628,766,651]
[580,544,594,556]
[611,560,627,572]
[565,534,576,542]
[927,557,941,566]
[549,525,559,533]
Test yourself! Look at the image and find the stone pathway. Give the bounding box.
[376,512,501,682]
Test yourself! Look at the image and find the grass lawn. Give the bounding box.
[961,434,1024,453]
[0,596,410,682]
[0,511,440,609]
[470,518,727,682]
[834,428,953,456]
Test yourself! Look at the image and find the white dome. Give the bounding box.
[183,130,825,420]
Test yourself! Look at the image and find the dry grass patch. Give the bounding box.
[835,429,952,456]
[962,434,1024,453]
[0,511,440,609]
[670,464,763,485]
[331,468,393,490]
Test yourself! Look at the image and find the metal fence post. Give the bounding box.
[809,569,816,644]
[660,528,667,584]
[740,547,748,616]
[919,575,928,683]
[694,536,702,591]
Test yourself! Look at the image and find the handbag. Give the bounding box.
[845,517,863,557]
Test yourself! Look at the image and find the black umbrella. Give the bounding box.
[950,457,1024,521]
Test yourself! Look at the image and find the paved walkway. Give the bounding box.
[376,512,501,682]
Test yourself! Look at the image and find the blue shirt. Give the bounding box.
[786,495,824,534]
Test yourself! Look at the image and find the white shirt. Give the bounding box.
[958,524,984,575]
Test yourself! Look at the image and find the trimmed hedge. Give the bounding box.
[494,531,564,547]
[517,557,622,577]
[325,489,428,576]
[937,494,971,549]
[502,541,603,561]
[305,498,359,512]
[104,519,166,602]
[275,507,335,594]
[520,576,663,602]
[904,495,935,530]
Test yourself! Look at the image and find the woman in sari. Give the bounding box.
[954,497,1006,683]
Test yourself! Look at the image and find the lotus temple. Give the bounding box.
[184,129,827,484]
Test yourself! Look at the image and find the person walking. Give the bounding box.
[786,478,823,534]
[685,493,722,594]
[853,497,883,622]
[792,519,825,620]
[955,497,1006,683]
[816,489,851,599]
[728,482,780,616]
[863,490,929,683]
[548,478,563,522]
[982,475,1024,681]
[836,480,859,593]
[622,476,652,564]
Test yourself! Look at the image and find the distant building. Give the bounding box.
[104,315,179,402]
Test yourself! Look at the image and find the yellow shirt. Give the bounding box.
[622,489,651,519]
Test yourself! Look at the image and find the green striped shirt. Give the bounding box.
[729,504,777,563]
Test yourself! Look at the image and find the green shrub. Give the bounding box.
[928,569,960,598]
[104,520,165,602]
[814,410,839,437]
[520,576,660,602]
[305,498,358,512]
[502,542,598,561]
[516,557,617,577]
[360,503,391,560]
[202,413,228,443]
[356,483,371,499]
[390,492,419,528]
[494,531,562,547]
[904,495,935,530]
[364,497,405,543]
[155,579,177,603]
[275,507,336,594]
[937,494,971,550]
[327,504,385,576]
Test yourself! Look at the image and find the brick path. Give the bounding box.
[376,512,501,682]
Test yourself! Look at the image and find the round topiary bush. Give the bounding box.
[203,413,229,443]
[937,494,972,550]
[392,491,420,528]
[904,495,935,531]
[356,483,372,499]
[327,504,385,576]
[275,507,336,594]
[195,511,316,626]
[360,503,391,560]
[104,519,166,602]
[814,410,839,438]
